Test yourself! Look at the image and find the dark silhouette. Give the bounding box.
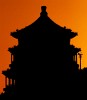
[0,6,87,98]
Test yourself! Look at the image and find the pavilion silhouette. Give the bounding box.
[0,6,87,98]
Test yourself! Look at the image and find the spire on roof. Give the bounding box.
[40,6,48,16]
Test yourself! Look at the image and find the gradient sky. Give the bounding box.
[0,0,87,93]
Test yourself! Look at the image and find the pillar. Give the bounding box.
[73,55,75,61]
[11,54,12,63]
[80,55,81,70]
[78,53,83,70]
[5,77,7,87]
[76,54,77,63]
[8,78,11,86]
[12,79,14,85]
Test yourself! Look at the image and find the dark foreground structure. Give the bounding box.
[0,6,87,98]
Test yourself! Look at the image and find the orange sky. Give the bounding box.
[0,0,87,93]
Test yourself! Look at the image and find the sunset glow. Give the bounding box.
[0,0,87,93]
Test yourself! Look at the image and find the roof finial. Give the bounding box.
[41,6,46,11]
[40,6,48,16]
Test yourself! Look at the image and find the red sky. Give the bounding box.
[0,0,87,93]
